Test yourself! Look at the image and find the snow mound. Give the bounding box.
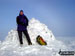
[0,18,67,56]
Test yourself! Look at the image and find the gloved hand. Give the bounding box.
[22,22,27,28]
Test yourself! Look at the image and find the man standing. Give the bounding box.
[16,10,32,45]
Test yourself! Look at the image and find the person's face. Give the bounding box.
[20,12,23,15]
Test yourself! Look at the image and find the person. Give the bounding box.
[16,10,32,45]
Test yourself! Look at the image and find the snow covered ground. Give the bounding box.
[56,37,75,51]
[0,18,74,56]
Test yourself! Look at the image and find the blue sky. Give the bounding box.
[0,0,75,40]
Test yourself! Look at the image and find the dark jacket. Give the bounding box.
[16,14,29,31]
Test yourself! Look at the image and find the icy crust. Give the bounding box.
[0,18,67,56]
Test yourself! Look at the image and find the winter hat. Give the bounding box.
[20,10,23,12]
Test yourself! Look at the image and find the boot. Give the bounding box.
[28,42,32,45]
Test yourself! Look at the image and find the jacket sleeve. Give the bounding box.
[16,16,24,25]
[24,16,29,26]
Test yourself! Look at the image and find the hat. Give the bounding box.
[20,10,23,12]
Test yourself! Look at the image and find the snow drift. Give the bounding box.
[0,18,67,56]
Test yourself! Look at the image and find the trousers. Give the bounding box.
[17,30,32,44]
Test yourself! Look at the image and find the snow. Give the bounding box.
[56,37,75,51]
[0,18,67,56]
